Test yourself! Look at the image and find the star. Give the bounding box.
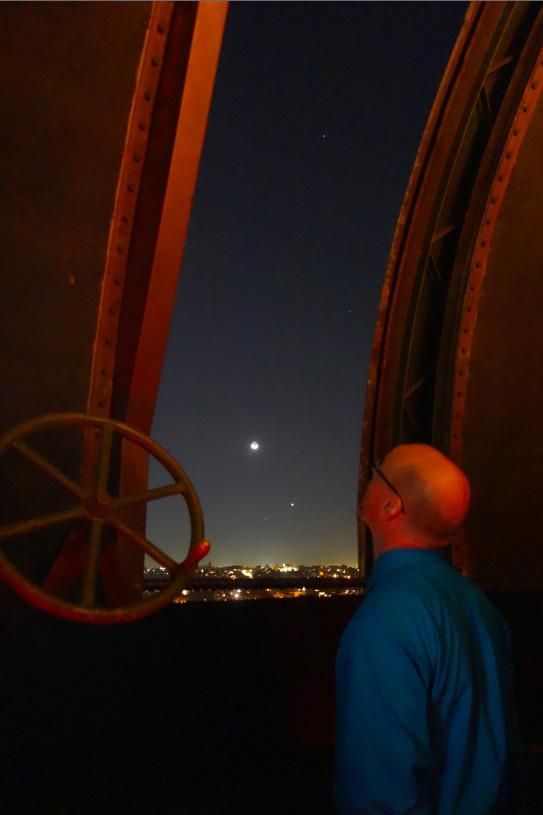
[250,441,260,451]
[321,132,327,140]
[290,502,295,508]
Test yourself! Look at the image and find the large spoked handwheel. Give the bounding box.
[0,413,211,624]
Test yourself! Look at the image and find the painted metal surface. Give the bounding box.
[445,43,543,579]
[447,53,543,461]
[0,2,227,617]
[358,1,543,583]
[84,3,176,430]
[0,1,151,454]
[89,1,228,598]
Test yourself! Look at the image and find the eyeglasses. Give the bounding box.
[371,461,406,514]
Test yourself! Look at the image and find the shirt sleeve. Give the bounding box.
[334,609,437,815]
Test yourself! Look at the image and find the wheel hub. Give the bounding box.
[0,412,208,623]
[86,489,113,519]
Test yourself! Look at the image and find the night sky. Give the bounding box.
[147,2,467,567]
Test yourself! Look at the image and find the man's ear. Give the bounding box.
[383,497,403,521]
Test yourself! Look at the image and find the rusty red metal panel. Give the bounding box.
[121,2,229,435]
[446,62,543,459]
[0,2,152,596]
[438,50,543,589]
[0,2,227,611]
[358,1,543,580]
[85,2,176,428]
[0,1,150,434]
[83,2,228,594]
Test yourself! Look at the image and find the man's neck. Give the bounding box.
[373,534,447,561]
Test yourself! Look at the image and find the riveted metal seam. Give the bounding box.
[86,2,174,426]
[82,3,174,488]
[449,49,543,464]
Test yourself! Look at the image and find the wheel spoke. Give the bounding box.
[0,506,86,539]
[81,519,104,607]
[13,440,86,500]
[107,516,177,572]
[180,539,211,573]
[96,425,113,491]
[112,482,183,509]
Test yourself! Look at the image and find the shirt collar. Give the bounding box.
[366,546,450,592]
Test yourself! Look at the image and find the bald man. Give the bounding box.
[334,445,519,815]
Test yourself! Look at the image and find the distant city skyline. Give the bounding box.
[144,561,362,603]
[147,3,468,567]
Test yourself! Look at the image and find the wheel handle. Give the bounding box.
[0,413,211,624]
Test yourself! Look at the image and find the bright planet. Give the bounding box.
[250,441,260,451]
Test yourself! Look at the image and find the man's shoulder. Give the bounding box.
[357,560,508,645]
[338,572,441,676]
[350,570,440,642]
[364,565,443,612]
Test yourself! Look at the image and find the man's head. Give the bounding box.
[362,444,470,558]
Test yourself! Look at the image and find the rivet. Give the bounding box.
[491,196,497,204]
[95,431,101,439]
[475,261,481,268]
[522,105,528,113]
[117,245,123,254]
[485,218,491,225]
[453,433,458,440]
[101,368,108,377]
[127,184,134,193]
[151,56,159,67]
[462,348,467,354]
[121,215,128,224]
[470,285,475,291]
[505,151,512,159]
[144,91,152,102]
[134,153,141,163]
[467,306,472,312]
[158,22,166,34]
[480,240,486,247]
[98,400,105,409]
[457,392,462,398]
[138,122,147,131]
[109,306,116,316]
[459,370,464,376]
[114,276,122,286]
[513,129,519,136]
[531,81,537,90]
[105,337,112,346]
[463,328,468,334]
[455,413,461,419]
[498,174,504,182]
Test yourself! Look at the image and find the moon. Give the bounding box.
[250,441,260,451]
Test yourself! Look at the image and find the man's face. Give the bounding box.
[361,462,387,530]
[362,450,406,530]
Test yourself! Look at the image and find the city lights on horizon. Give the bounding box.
[144,560,359,570]
[144,562,363,603]
[145,562,360,575]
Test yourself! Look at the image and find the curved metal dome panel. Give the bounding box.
[444,55,543,590]
[0,2,227,604]
[359,1,543,589]
[0,2,150,433]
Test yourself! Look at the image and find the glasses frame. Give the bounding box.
[371,461,406,514]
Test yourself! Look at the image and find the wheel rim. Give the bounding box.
[0,413,210,624]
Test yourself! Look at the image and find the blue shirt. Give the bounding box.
[335,548,519,814]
